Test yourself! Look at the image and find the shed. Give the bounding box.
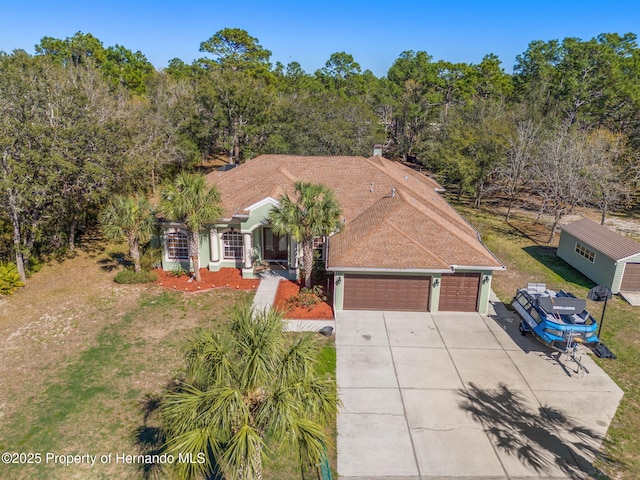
[557,218,640,294]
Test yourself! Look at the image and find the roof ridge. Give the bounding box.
[328,194,404,265]
[277,165,299,183]
[384,218,450,267]
[402,197,497,261]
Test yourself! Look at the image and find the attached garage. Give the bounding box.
[558,219,640,294]
[343,274,431,311]
[439,273,481,312]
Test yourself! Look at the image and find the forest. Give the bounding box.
[2,28,640,281]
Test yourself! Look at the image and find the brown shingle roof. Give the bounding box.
[561,219,640,261]
[206,154,503,271]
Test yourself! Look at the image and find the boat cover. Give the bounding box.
[538,296,586,314]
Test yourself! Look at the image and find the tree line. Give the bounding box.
[2,28,640,280]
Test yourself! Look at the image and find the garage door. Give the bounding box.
[343,274,431,311]
[621,263,640,291]
[439,273,481,312]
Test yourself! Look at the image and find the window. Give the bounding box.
[166,232,188,260]
[313,236,326,260]
[575,242,595,263]
[223,231,243,259]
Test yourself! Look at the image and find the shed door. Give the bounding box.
[439,273,481,312]
[343,274,430,311]
[621,263,640,291]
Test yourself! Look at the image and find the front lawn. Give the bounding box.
[454,201,640,480]
[0,244,336,479]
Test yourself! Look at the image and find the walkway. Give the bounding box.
[251,272,336,333]
[250,271,282,311]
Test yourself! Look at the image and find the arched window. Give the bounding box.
[166,232,188,260]
[223,231,243,259]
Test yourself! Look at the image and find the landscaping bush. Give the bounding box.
[140,246,163,271]
[113,269,158,284]
[0,262,25,295]
[169,264,190,277]
[285,285,327,310]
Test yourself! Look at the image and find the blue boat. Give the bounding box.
[512,283,599,350]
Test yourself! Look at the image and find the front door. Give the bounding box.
[263,228,288,260]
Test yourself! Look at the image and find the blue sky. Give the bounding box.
[2,1,640,76]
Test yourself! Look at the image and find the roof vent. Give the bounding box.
[370,181,374,192]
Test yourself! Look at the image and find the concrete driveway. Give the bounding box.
[336,302,624,480]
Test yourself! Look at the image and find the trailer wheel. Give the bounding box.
[519,322,528,336]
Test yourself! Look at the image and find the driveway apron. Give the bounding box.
[336,306,623,480]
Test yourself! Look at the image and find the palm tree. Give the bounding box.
[159,172,222,282]
[160,303,338,480]
[270,181,343,288]
[99,195,156,272]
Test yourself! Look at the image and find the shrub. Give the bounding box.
[114,269,158,284]
[0,262,25,295]
[168,264,190,278]
[140,246,163,271]
[285,285,327,310]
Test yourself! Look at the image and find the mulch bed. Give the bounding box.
[156,268,260,293]
[273,279,334,320]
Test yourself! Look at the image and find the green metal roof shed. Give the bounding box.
[557,218,640,294]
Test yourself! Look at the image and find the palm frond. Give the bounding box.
[184,329,234,388]
[219,424,266,480]
[99,194,156,243]
[230,304,284,390]
[278,332,318,385]
[159,172,222,229]
[163,428,218,480]
[290,418,329,469]
[289,374,340,425]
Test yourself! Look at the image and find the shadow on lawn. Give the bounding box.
[97,252,130,271]
[459,383,611,479]
[522,246,595,289]
[134,390,224,480]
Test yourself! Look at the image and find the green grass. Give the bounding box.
[262,335,338,480]
[0,285,255,479]
[455,201,640,480]
[0,247,338,480]
[316,337,337,376]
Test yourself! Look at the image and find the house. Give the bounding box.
[557,218,640,294]
[161,154,504,313]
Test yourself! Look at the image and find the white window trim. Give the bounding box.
[166,230,189,260]
[313,236,326,260]
[222,230,244,259]
[575,242,596,263]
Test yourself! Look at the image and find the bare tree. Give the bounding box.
[499,120,539,221]
[583,129,638,224]
[532,128,592,243]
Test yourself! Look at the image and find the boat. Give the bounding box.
[512,283,599,350]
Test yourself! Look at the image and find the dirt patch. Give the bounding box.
[0,243,258,479]
[274,279,334,320]
[155,267,260,292]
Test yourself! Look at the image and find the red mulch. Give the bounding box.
[156,268,260,293]
[273,279,334,320]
